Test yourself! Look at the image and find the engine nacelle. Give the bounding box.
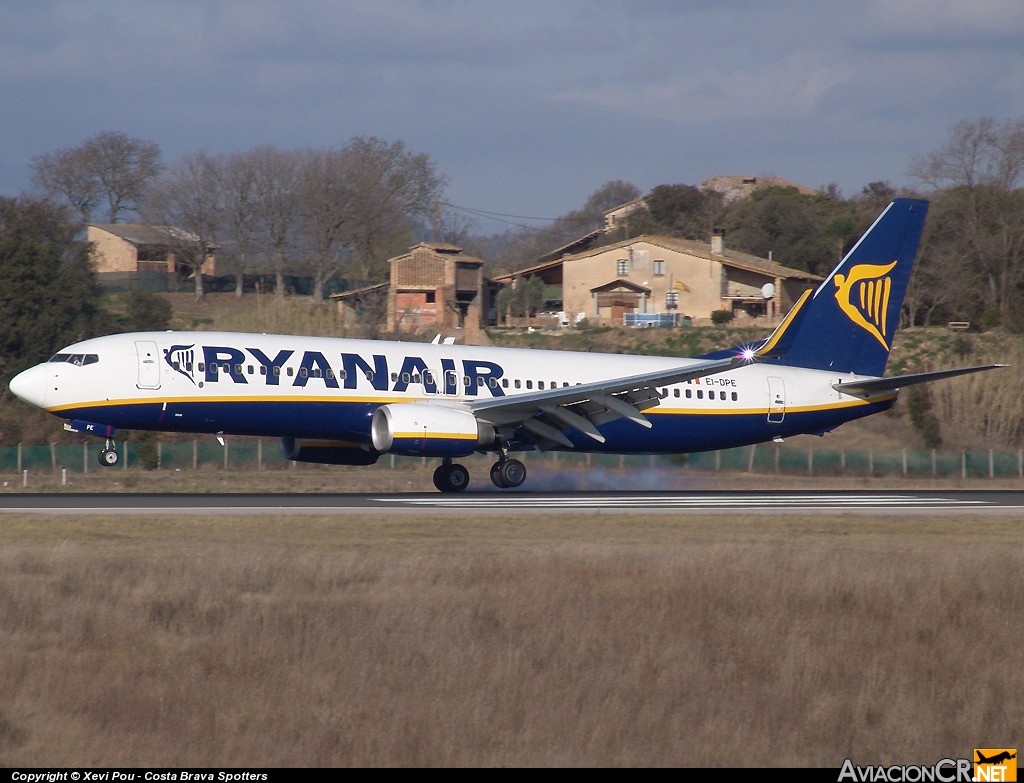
[280,437,381,465]
[371,403,494,457]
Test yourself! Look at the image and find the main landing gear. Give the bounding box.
[431,456,528,492]
[98,438,120,467]
[433,459,470,493]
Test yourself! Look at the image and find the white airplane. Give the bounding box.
[8,198,1002,492]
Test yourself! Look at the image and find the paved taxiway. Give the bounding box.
[2,490,1024,514]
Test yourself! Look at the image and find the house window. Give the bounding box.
[616,258,629,276]
[653,260,665,276]
[666,291,680,310]
[425,292,435,304]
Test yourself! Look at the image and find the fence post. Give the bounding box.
[123,441,129,470]
[931,449,936,478]
[224,441,229,469]
[868,449,873,476]
[808,448,813,477]
[961,450,966,480]
[83,442,88,474]
[902,449,907,477]
[17,443,22,473]
[157,440,162,470]
[714,450,720,472]
[989,449,994,479]
[747,444,756,472]
[258,439,263,470]
[50,442,56,471]
[193,440,198,471]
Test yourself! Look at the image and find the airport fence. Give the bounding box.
[0,440,1022,481]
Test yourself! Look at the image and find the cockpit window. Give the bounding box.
[48,353,99,366]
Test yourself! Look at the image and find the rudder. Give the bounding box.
[768,198,929,376]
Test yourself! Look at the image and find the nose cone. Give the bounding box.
[8,364,48,409]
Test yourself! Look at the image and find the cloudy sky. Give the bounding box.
[2,0,1022,233]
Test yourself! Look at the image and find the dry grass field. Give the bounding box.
[1,509,1021,767]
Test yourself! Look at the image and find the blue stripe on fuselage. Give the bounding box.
[52,396,894,453]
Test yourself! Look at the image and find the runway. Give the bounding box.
[2,489,1024,514]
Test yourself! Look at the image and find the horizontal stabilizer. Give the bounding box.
[832,364,1006,395]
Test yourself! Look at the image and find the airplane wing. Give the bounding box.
[832,364,1005,397]
[466,354,744,449]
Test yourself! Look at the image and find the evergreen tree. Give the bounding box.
[0,196,103,387]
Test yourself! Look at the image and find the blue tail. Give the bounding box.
[756,198,928,376]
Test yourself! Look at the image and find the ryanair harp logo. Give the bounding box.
[833,260,898,351]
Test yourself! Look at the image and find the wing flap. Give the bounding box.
[470,354,743,448]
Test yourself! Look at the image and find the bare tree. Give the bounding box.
[344,137,447,282]
[296,138,445,303]
[910,118,1024,325]
[31,131,162,223]
[251,146,301,298]
[144,151,221,300]
[216,151,261,297]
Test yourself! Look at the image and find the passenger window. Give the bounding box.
[402,372,410,383]
[300,368,308,378]
[502,379,509,388]
[697,390,703,399]
[526,380,533,390]
[247,365,254,375]
[673,389,680,398]
[199,362,206,372]
[731,392,738,401]
[514,379,521,389]
[260,366,267,375]
[685,389,692,399]
[365,371,373,381]
[327,369,335,380]
[539,381,545,390]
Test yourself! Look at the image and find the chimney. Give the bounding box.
[711,228,725,256]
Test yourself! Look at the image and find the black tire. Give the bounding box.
[499,458,526,488]
[447,463,470,492]
[490,462,508,489]
[432,464,452,492]
[433,463,470,492]
[98,448,119,467]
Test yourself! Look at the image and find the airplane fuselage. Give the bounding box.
[15,330,894,455]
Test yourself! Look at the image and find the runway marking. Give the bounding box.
[373,494,991,510]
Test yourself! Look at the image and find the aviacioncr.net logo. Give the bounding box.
[832,260,898,352]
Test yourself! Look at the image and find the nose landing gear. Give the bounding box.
[98,438,120,467]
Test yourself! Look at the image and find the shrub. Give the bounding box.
[710,309,734,325]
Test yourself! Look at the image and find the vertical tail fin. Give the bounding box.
[765,198,929,376]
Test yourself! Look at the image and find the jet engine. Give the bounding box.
[371,403,494,457]
[280,437,381,465]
